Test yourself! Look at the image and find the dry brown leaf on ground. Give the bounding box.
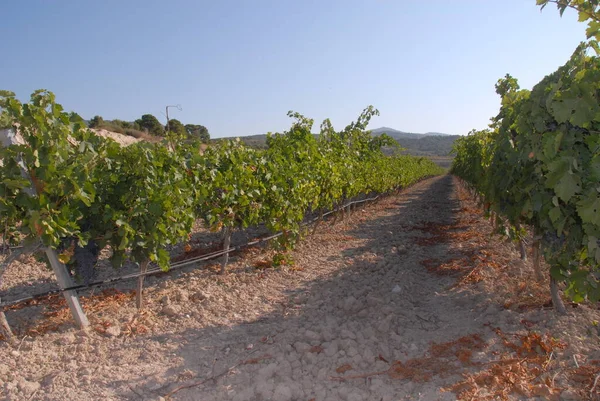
[336,364,353,374]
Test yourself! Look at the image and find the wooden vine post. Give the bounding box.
[0,129,89,330]
[220,226,232,275]
[136,260,150,309]
[44,247,90,328]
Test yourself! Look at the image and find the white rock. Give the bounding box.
[362,348,375,363]
[373,360,389,373]
[337,387,350,400]
[321,329,335,342]
[162,305,181,317]
[396,245,408,254]
[175,289,189,302]
[304,330,320,342]
[193,291,208,301]
[57,333,77,346]
[288,381,304,399]
[340,329,356,339]
[376,317,392,333]
[341,338,358,350]
[0,365,9,376]
[275,360,293,378]
[104,324,121,337]
[18,380,40,394]
[357,308,369,317]
[302,352,317,365]
[343,296,356,311]
[380,305,395,315]
[347,393,365,401]
[366,296,382,307]
[257,363,278,379]
[324,341,338,357]
[363,327,375,339]
[232,388,254,401]
[370,377,385,389]
[254,379,274,398]
[272,383,293,401]
[293,341,311,353]
[316,367,329,380]
[392,285,402,293]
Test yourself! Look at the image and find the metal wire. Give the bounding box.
[0,194,382,310]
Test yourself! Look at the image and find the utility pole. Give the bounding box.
[165,104,182,133]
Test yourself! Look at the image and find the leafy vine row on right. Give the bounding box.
[451,0,600,312]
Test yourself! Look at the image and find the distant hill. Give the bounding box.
[371,127,430,139]
[223,127,459,157]
[220,134,271,149]
[370,127,458,157]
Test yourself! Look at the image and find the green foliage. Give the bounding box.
[452,39,600,302]
[537,0,600,42]
[194,139,265,232]
[0,90,102,248]
[112,119,133,130]
[88,115,104,129]
[166,118,186,137]
[135,114,165,136]
[185,124,210,142]
[88,116,137,135]
[1,90,443,277]
[0,90,15,128]
[90,142,196,269]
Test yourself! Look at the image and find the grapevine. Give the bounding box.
[452,2,600,309]
[0,90,444,314]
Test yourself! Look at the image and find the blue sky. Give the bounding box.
[0,1,588,137]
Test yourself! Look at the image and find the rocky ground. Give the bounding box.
[1,175,600,401]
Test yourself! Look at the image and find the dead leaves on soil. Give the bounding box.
[331,329,590,401]
[447,329,566,401]
[412,221,485,247]
[416,184,555,312]
[331,334,486,383]
[335,364,353,374]
[389,334,487,383]
[420,250,503,287]
[14,289,142,338]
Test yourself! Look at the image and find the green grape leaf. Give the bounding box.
[577,194,600,226]
[555,173,581,202]
[549,206,562,223]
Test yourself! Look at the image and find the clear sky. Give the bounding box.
[0,1,588,137]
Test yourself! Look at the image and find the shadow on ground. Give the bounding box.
[118,175,505,401]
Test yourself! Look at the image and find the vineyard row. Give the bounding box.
[451,13,600,310]
[0,91,443,333]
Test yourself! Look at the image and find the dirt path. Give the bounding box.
[1,175,599,401]
[169,175,468,401]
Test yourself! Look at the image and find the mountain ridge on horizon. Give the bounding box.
[369,127,453,139]
[224,126,459,157]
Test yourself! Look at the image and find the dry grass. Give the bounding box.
[13,289,138,337]
[124,128,162,143]
[447,329,566,401]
